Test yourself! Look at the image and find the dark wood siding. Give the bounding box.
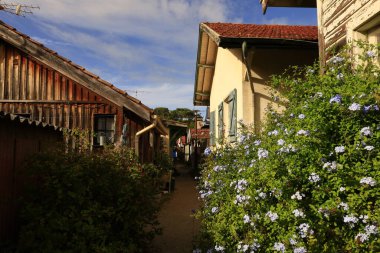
[0,114,63,243]
[0,41,123,142]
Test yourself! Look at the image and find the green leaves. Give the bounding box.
[17,148,161,253]
[196,43,380,252]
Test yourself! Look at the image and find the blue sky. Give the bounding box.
[0,0,316,114]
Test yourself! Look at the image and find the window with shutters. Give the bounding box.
[217,102,224,141]
[225,89,237,142]
[209,111,215,145]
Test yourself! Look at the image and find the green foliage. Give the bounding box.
[196,44,380,252]
[153,107,200,125]
[17,147,161,253]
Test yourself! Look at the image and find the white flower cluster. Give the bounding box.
[294,247,307,253]
[348,102,361,111]
[298,223,314,238]
[360,126,372,137]
[258,148,269,159]
[268,130,279,136]
[364,145,375,151]
[296,129,310,136]
[213,165,226,172]
[360,177,376,187]
[298,114,306,119]
[338,202,349,211]
[278,144,297,153]
[234,194,251,206]
[257,191,267,199]
[215,245,225,252]
[211,207,219,213]
[308,173,321,183]
[335,145,345,153]
[273,242,285,252]
[199,189,213,199]
[293,209,306,218]
[237,240,260,252]
[277,139,285,146]
[266,211,279,222]
[291,191,305,200]
[343,214,359,227]
[323,161,338,172]
[355,224,378,243]
[243,214,250,224]
[234,179,249,193]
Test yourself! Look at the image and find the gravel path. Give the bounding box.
[151,163,200,253]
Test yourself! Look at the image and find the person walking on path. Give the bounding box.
[151,162,200,253]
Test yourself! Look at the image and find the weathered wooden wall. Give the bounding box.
[0,41,125,142]
[319,0,379,50]
[0,114,63,244]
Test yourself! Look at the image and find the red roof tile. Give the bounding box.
[190,128,209,139]
[204,22,318,41]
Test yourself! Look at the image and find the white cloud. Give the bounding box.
[31,0,230,48]
[121,82,195,110]
[262,17,290,25]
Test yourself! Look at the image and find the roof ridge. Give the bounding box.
[0,20,152,112]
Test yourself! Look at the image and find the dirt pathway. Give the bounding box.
[151,163,200,253]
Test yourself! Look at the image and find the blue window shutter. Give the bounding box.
[210,111,215,145]
[218,102,224,141]
[227,89,237,142]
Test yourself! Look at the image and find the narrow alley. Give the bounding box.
[151,162,200,253]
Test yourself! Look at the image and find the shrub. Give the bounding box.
[17,147,161,253]
[196,44,380,252]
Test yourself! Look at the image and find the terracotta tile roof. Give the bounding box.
[0,20,152,113]
[204,22,318,41]
[190,128,209,139]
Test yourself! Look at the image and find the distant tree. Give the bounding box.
[153,107,170,119]
[169,108,195,122]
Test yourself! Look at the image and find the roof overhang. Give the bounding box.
[193,23,318,106]
[0,21,151,122]
[260,0,317,14]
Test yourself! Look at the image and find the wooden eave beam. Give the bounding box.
[195,91,210,97]
[261,0,316,14]
[0,25,150,121]
[198,63,215,69]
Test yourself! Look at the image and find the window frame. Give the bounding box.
[93,114,116,146]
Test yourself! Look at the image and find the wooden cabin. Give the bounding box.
[0,21,167,163]
[0,111,63,244]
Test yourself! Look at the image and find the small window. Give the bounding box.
[94,114,115,146]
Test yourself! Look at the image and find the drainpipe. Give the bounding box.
[242,41,254,93]
[242,41,256,125]
[135,115,157,156]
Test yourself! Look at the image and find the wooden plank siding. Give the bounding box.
[0,113,63,243]
[0,40,157,163]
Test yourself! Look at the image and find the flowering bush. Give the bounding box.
[17,147,161,253]
[195,44,380,252]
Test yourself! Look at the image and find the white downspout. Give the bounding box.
[135,115,157,156]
